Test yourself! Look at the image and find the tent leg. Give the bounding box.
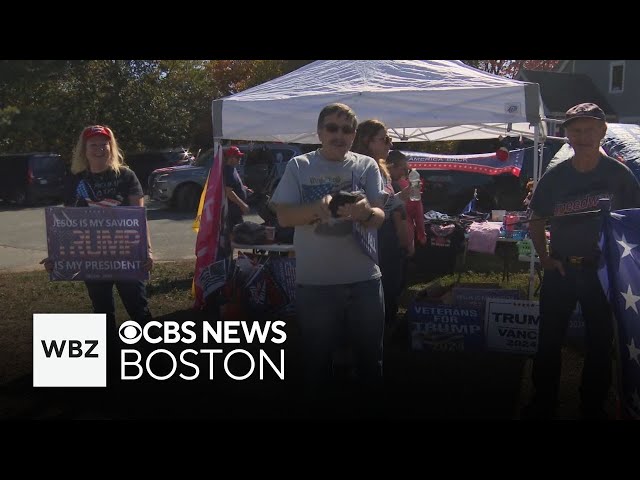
[528,125,541,300]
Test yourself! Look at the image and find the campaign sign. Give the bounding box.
[408,302,483,352]
[351,173,379,264]
[451,286,520,318]
[45,206,149,281]
[485,299,539,355]
[268,257,296,316]
[567,303,585,338]
[353,221,379,265]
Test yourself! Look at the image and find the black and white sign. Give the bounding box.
[485,299,540,355]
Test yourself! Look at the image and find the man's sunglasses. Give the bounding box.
[324,123,356,134]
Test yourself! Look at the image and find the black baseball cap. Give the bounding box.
[563,103,606,127]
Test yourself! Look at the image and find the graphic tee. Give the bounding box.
[271,149,386,285]
[530,154,640,258]
[64,168,143,207]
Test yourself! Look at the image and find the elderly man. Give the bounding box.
[270,103,387,406]
[523,103,640,419]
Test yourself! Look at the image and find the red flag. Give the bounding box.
[193,145,227,309]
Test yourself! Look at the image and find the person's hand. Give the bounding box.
[246,187,254,195]
[338,197,371,222]
[396,185,411,203]
[540,255,565,276]
[40,257,54,273]
[312,194,332,223]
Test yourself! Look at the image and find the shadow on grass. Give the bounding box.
[147,278,194,297]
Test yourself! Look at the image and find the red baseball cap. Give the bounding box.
[224,146,244,158]
[83,125,111,140]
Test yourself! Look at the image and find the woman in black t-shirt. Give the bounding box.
[41,125,153,376]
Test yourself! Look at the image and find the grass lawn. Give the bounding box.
[0,248,611,420]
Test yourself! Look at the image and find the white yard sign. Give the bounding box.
[485,299,540,355]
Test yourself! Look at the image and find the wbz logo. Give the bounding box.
[33,314,107,387]
[41,339,99,358]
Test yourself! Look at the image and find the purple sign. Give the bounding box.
[45,206,149,281]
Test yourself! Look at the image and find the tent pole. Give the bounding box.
[528,123,540,300]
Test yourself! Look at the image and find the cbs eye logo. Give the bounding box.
[119,321,142,344]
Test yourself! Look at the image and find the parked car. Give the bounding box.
[125,148,194,193]
[0,152,67,206]
[148,143,303,211]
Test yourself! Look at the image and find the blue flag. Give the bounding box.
[598,208,640,419]
[461,188,478,214]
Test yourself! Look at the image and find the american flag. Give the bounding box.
[598,208,640,419]
[75,179,120,207]
[302,182,337,203]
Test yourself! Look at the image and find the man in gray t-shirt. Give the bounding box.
[523,103,640,420]
[270,103,386,406]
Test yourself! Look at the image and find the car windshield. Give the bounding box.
[32,156,65,176]
[194,149,214,167]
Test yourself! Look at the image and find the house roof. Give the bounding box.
[519,69,617,119]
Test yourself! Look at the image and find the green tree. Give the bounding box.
[0,60,312,157]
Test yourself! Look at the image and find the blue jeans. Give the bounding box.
[295,278,385,397]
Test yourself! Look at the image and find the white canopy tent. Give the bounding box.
[212,60,545,144]
[211,60,546,298]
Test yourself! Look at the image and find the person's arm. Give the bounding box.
[270,157,330,227]
[413,200,427,245]
[527,174,563,274]
[129,194,154,272]
[275,195,332,227]
[337,197,385,229]
[394,185,411,203]
[529,212,564,276]
[63,173,79,206]
[225,187,250,214]
[392,209,410,250]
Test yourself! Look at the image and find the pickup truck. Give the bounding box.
[148,143,303,211]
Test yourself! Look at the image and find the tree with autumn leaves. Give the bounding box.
[462,60,560,78]
[0,60,557,158]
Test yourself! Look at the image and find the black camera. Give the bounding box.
[329,191,361,217]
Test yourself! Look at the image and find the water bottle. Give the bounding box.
[408,169,421,201]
